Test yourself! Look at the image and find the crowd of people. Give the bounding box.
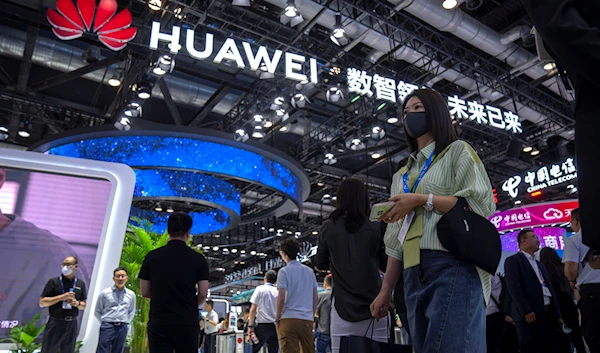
[31,88,600,353]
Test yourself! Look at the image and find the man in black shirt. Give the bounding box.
[39,256,87,353]
[139,212,210,353]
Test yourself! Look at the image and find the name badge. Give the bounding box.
[62,301,72,310]
[398,211,415,245]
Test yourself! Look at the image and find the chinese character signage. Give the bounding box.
[501,158,577,198]
[488,200,578,233]
[346,68,523,134]
[500,227,567,253]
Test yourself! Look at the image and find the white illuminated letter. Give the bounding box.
[242,43,282,73]
[149,21,181,54]
[285,53,307,82]
[310,58,318,84]
[213,38,246,69]
[186,30,213,60]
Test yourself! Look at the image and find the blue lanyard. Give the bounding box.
[59,276,77,294]
[403,152,435,194]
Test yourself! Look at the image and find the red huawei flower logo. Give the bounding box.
[47,0,137,51]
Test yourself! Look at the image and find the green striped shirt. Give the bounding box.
[383,140,496,303]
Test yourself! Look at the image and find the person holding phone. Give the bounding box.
[39,256,88,353]
[370,89,495,353]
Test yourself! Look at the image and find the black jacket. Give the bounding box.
[314,218,387,322]
[504,252,562,323]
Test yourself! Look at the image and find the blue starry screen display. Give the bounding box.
[47,136,302,204]
[130,207,232,235]
[133,169,241,215]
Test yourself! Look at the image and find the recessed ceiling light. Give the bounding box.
[387,116,399,124]
[213,246,219,251]
[312,231,319,235]
[371,153,381,159]
[250,250,257,256]
[530,149,540,156]
[18,130,30,138]
[522,146,533,153]
[543,62,556,71]
[317,182,325,187]
[442,0,458,9]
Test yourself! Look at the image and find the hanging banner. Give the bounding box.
[488,199,578,233]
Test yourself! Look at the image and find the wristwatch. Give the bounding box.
[423,193,434,212]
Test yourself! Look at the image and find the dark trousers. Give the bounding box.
[486,312,504,353]
[204,333,216,353]
[315,332,331,353]
[580,284,600,353]
[148,325,199,353]
[514,309,558,353]
[97,322,128,353]
[503,320,519,353]
[253,323,278,353]
[41,318,78,353]
[557,294,586,353]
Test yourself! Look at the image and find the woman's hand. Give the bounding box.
[379,193,427,223]
[370,291,392,320]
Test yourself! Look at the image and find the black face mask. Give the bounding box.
[403,111,431,138]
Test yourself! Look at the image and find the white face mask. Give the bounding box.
[62,265,73,276]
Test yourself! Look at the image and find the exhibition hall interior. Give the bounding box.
[0,0,592,352]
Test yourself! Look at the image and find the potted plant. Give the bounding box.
[0,312,45,353]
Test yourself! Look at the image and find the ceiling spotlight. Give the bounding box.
[276,108,286,117]
[273,96,286,106]
[257,63,275,79]
[567,184,575,189]
[155,204,163,212]
[114,117,132,131]
[124,102,142,117]
[284,0,298,17]
[387,116,399,124]
[174,7,184,19]
[147,0,162,11]
[252,114,264,125]
[291,93,310,109]
[371,152,381,159]
[317,182,325,187]
[277,229,284,233]
[108,73,122,87]
[345,132,365,151]
[442,0,458,9]
[234,128,249,142]
[332,13,345,39]
[166,207,174,213]
[263,119,273,128]
[326,87,344,103]
[252,125,266,139]
[295,231,301,236]
[137,81,152,100]
[0,127,8,141]
[544,62,556,71]
[223,248,229,252]
[295,80,315,92]
[241,250,246,254]
[268,227,275,232]
[370,125,386,140]
[522,146,533,153]
[514,200,522,205]
[250,250,257,256]
[231,249,238,253]
[323,151,337,165]
[312,231,319,235]
[213,246,219,251]
[530,149,540,156]
[153,55,175,76]
[232,0,251,5]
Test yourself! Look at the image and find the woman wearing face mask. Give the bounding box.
[370,89,496,353]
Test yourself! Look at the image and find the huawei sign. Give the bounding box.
[47,0,137,51]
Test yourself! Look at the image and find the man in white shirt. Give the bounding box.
[505,229,563,353]
[203,300,219,353]
[248,270,278,353]
[95,267,136,353]
[275,238,318,353]
[563,208,600,353]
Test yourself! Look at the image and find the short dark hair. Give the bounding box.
[329,178,370,233]
[279,238,300,259]
[324,274,333,287]
[571,208,580,221]
[517,229,534,244]
[244,308,250,314]
[168,212,193,238]
[401,88,458,156]
[113,267,127,275]
[205,299,214,307]
[265,270,277,284]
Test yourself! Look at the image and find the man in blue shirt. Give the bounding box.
[95,267,136,353]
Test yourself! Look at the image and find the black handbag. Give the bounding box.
[436,197,501,274]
